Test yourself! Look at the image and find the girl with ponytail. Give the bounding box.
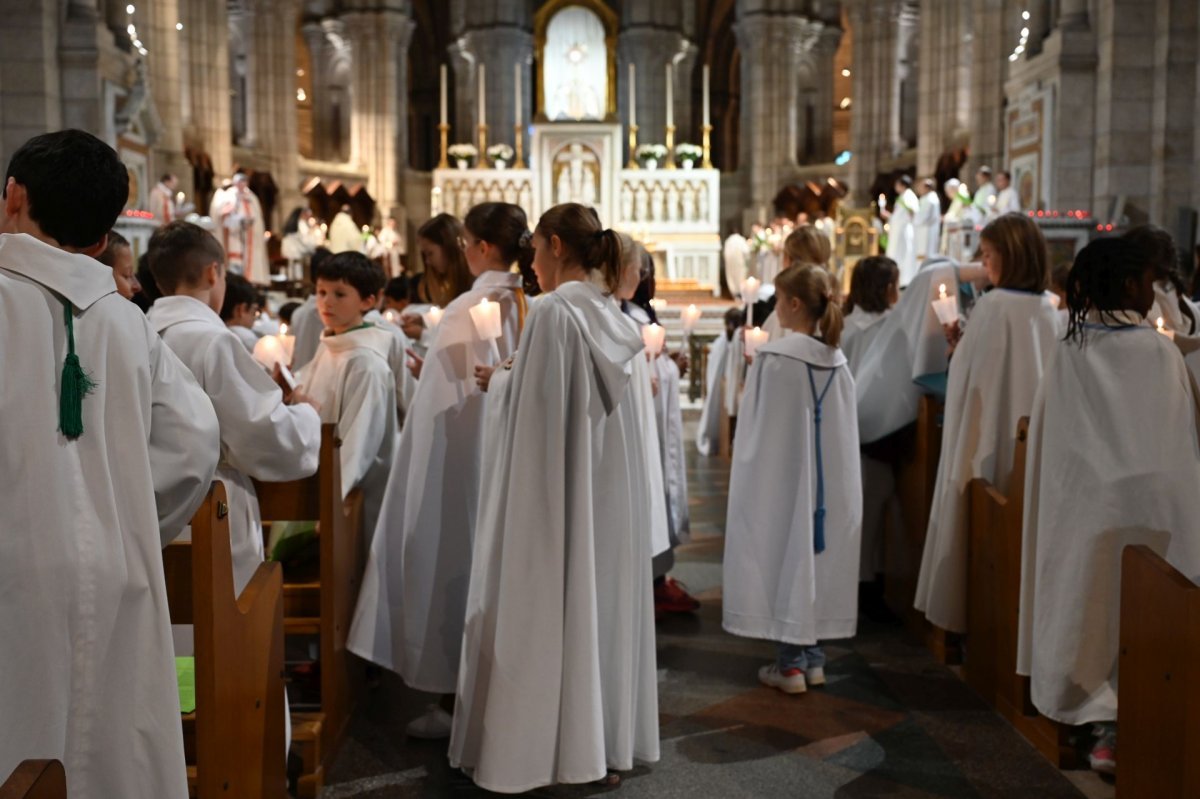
[722,263,863,695]
[450,203,660,792]
[348,202,529,738]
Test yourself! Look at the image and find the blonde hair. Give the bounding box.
[980,213,1049,292]
[775,264,844,348]
[783,224,832,269]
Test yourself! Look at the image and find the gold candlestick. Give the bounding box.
[627,123,640,169]
[665,124,677,170]
[478,124,489,168]
[702,123,713,169]
[513,122,526,169]
[437,122,450,169]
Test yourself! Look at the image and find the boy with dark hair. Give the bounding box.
[298,251,398,538]
[220,272,261,351]
[0,129,219,797]
[383,275,412,313]
[289,245,333,369]
[147,219,320,596]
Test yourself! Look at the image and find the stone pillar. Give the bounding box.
[180,0,232,178]
[1148,0,1197,226]
[0,1,63,159]
[447,39,477,143]
[847,0,884,204]
[301,22,329,159]
[1059,0,1089,30]
[965,0,1006,177]
[58,0,105,135]
[807,27,842,164]
[619,28,692,153]
[735,6,823,217]
[896,1,919,152]
[145,0,189,194]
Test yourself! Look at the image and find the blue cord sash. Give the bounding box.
[806,364,837,554]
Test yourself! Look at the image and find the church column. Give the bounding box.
[1059,0,1089,30]
[448,38,478,144]
[301,22,329,161]
[459,26,532,152]
[965,0,1006,177]
[144,0,188,195]
[847,0,884,204]
[59,0,105,134]
[0,2,62,158]
[246,0,301,225]
[808,27,842,164]
[1148,0,1197,227]
[180,0,232,178]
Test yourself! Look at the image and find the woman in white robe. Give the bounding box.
[723,263,862,694]
[1017,238,1200,772]
[914,215,1061,633]
[451,203,659,792]
[884,177,920,286]
[347,204,527,732]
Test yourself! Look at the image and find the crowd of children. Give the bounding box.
[7,126,1199,795]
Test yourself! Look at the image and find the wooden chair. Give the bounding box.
[0,761,66,799]
[164,481,287,798]
[254,425,365,799]
[965,418,1075,768]
[1118,546,1200,797]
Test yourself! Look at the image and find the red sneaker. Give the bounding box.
[655,577,701,614]
[1089,729,1116,775]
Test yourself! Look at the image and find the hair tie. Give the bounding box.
[519,230,533,248]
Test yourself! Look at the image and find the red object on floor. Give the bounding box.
[655,577,701,614]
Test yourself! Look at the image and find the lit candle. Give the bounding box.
[424,305,444,328]
[383,309,399,325]
[440,64,448,125]
[741,276,760,326]
[744,326,769,358]
[642,323,666,357]
[665,62,673,128]
[650,298,667,314]
[628,63,636,127]
[931,282,960,325]
[878,193,887,210]
[469,297,504,363]
[1157,316,1175,341]
[477,63,486,128]
[681,303,701,333]
[278,322,295,363]
[175,190,185,205]
[253,334,287,371]
[702,64,710,127]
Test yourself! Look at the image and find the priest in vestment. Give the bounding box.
[148,173,179,224]
[217,173,268,282]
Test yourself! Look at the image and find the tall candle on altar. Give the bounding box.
[469,297,503,362]
[702,64,710,127]
[665,62,674,128]
[514,62,522,126]
[642,323,666,357]
[439,64,448,125]
[477,64,486,128]
[628,63,636,126]
[744,326,769,358]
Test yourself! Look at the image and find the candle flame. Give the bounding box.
[280,323,288,336]
[1157,317,1166,332]
[939,283,947,300]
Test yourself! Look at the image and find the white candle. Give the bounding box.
[278,323,295,363]
[470,297,503,363]
[477,63,486,128]
[642,323,666,357]
[424,305,444,328]
[253,334,287,371]
[931,282,960,325]
[744,326,769,358]
[629,63,636,127]
[1157,316,1175,341]
[741,276,760,325]
[440,64,448,125]
[702,64,710,127]
[681,303,701,333]
[650,298,667,314]
[383,309,399,325]
[665,62,673,128]
[514,62,522,126]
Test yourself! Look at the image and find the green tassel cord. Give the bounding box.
[59,299,95,439]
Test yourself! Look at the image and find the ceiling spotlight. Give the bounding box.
[126,4,135,13]
[839,97,851,109]
[176,22,183,30]
[841,68,851,77]
[127,23,136,34]
[1022,10,1031,20]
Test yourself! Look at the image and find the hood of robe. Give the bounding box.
[759,332,847,369]
[147,294,224,333]
[0,232,116,309]
[553,279,644,413]
[317,323,396,360]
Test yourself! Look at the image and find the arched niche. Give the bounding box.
[534,0,618,122]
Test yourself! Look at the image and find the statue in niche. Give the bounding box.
[553,143,600,206]
[544,7,607,122]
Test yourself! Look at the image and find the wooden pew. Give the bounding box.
[0,761,66,799]
[965,418,1075,768]
[1118,546,1200,797]
[164,481,287,799]
[254,426,365,799]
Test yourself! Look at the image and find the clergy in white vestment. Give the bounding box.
[378,217,404,277]
[1018,237,1200,732]
[884,176,920,286]
[941,179,972,256]
[327,206,361,254]
[348,204,528,736]
[0,130,220,799]
[217,173,268,282]
[148,172,179,224]
[914,178,942,261]
[914,215,1061,633]
[723,232,750,296]
[992,170,1021,217]
[296,252,399,541]
[723,264,862,694]
[146,221,322,595]
[451,204,659,792]
[971,166,998,225]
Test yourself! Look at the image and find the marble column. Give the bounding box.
[243,0,301,225]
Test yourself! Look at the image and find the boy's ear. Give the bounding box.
[360,292,379,312]
[205,261,222,287]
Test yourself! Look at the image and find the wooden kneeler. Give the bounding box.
[0,761,66,799]
[164,481,287,798]
[965,417,1075,768]
[254,426,365,799]
[1118,546,1200,797]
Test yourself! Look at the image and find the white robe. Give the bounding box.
[914,191,942,260]
[364,308,418,414]
[972,181,997,225]
[230,324,259,352]
[722,334,862,644]
[695,333,730,457]
[652,353,690,545]
[149,295,322,594]
[347,272,523,692]
[723,234,749,294]
[1018,320,1200,724]
[450,279,659,793]
[886,189,920,286]
[297,325,398,539]
[218,187,269,283]
[327,212,361,254]
[149,182,176,224]
[289,296,322,371]
[840,307,887,376]
[994,186,1021,217]
[913,289,1060,633]
[0,233,220,799]
[854,259,959,443]
[1148,283,1200,384]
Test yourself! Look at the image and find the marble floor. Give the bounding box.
[323,414,1116,798]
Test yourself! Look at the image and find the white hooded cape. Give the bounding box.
[723,233,749,294]
[149,295,321,595]
[886,189,920,286]
[347,271,523,692]
[0,233,220,799]
[289,296,322,371]
[723,334,862,644]
[695,333,730,457]
[913,289,1060,632]
[1017,321,1200,724]
[450,280,659,793]
[914,190,942,260]
[652,352,690,545]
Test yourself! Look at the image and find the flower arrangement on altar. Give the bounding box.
[448,143,478,169]
[635,143,668,170]
[675,143,702,169]
[749,227,772,253]
[486,143,514,169]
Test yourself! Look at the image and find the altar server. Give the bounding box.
[451,203,659,792]
[348,203,527,737]
[220,272,261,351]
[914,214,1060,633]
[723,264,862,694]
[971,166,997,223]
[1017,237,1200,774]
[296,251,398,539]
[0,130,219,799]
[763,226,831,341]
[147,220,321,595]
[914,178,942,260]
[695,312,734,457]
[993,170,1021,217]
[884,175,920,286]
[216,173,267,281]
[96,229,141,300]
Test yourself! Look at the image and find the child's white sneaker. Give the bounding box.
[806,666,826,686]
[758,664,807,694]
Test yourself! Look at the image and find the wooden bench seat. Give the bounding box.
[0,761,66,799]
